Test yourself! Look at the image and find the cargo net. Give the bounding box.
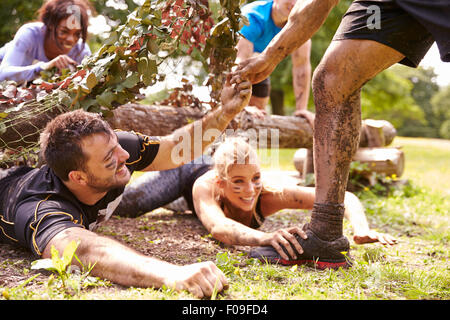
[0,92,68,167]
[0,0,244,168]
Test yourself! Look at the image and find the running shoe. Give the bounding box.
[249,229,352,270]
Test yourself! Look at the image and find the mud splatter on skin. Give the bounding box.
[307,60,363,240]
[306,36,403,242]
[312,71,362,201]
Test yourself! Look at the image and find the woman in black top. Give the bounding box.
[117,137,397,268]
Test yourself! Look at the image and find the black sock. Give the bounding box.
[308,202,345,241]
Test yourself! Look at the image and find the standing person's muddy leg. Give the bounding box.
[308,39,404,243]
[249,40,405,268]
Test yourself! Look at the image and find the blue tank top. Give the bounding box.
[239,0,282,53]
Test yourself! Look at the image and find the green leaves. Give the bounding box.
[1,0,242,114]
[54,240,79,274]
[1,0,245,166]
[31,240,79,276]
[84,72,98,90]
[96,90,116,108]
[138,57,158,86]
[30,240,102,297]
[146,38,159,54]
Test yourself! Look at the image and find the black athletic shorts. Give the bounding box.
[333,0,450,67]
[252,77,271,98]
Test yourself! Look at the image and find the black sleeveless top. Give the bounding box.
[220,196,265,229]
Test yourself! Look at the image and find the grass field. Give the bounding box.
[1,136,449,301]
[227,137,449,300]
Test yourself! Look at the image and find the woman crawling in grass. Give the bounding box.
[115,137,397,268]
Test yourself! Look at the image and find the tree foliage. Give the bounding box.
[361,67,425,130]
[0,0,245,166]
[431,85,450,139]
[0,1,42,47]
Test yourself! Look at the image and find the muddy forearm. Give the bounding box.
[210,221,268,247]
[264,0,339,64]
[44,227,176,289]
[343,192,370,234]
[85,238,177,288]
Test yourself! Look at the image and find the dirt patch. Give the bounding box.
[97,208,308,265]
[99,209,232,265]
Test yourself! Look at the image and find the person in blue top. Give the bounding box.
[0,0,92,84]
[237,0,314,124]
[232,0,449,268]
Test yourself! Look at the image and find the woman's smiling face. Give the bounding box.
[221,163,263,211]
[54,17,82,54]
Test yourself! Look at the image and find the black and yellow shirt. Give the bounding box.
[0,131,159,257]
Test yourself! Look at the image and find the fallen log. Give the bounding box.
[353,147,405,178]
[1,102,397,159]
[108,104,397,149]
[359,119,397,147]
[294,119,398,177]
[0,101,66,150]
[107,103,314,148]
[107,104,206,137]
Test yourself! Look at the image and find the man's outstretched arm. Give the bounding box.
[143,79,252,171]
[43,227,228,298]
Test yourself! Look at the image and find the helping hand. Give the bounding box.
[231,53,276,86]
[220,75,252,117]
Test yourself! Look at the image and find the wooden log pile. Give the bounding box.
[293,119,405,183]
[1,100,404,180]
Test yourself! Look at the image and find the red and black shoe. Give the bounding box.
[249,229,352,270]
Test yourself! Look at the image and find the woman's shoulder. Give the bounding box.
[2,22,44,60]
[195,169,216,184]
[193,170,217,195]
[15,22,45,38]
[194,170,215,187]
[11,22,45,50]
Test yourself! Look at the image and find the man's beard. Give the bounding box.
[86,166,130,193]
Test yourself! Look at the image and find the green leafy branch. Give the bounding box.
[1,0,245,166]
[31,240,103,297]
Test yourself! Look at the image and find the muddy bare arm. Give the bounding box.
[268,185,397,245]
[192,180,306,260]
[343,192,398,245]
[143,79,251,171]
[43,227,228,298]
[232,0,339,84]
